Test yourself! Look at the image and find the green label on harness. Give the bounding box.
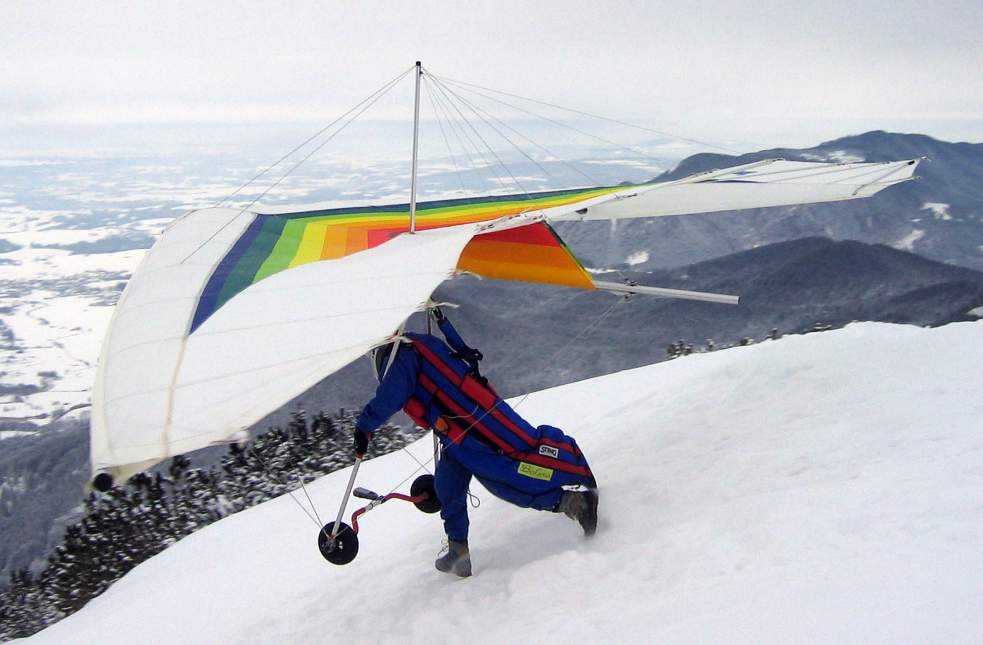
[518,462,554,481]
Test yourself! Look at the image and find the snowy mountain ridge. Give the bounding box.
[24,321,983,644]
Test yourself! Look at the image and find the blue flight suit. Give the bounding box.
[356,322,594,541]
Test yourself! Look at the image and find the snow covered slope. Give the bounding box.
[27,322,983,644]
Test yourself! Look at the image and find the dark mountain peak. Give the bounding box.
[809,130,981,164]
[656,130,982,183]
[648,236,983,300]
[819,130,940,148]
[820,130,982,151]
[674,236,836,271]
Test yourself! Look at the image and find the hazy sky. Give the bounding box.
[3,0,982,152]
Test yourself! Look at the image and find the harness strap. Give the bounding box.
[413,341,524,443]
[408,339,593,478]
[418,373,507,452]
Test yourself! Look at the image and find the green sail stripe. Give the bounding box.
[216,217,287,308]
[253,218,309,281]
[275,186,615,222]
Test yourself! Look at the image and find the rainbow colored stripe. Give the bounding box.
[191,186,616,332]
[456,221,594,289]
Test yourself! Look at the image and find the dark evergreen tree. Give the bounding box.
[0,409,425,640]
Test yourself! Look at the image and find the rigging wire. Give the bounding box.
[213,65,417,209]
[425,75,510,193]
[428,73,558,183]
[425,72,492,190]
[429,74,536,196]
[422,75,468,194]
[426,73,531,197]
[180,66,413,264]
[432,73,744,155]
[435,75,666,165]
[437,82,602,187]
[249,447,323,528]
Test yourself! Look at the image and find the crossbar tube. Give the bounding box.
[593,280,740,305]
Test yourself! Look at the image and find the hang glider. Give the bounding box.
[91,156,918,483]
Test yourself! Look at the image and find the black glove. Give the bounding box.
[354,429,370,457]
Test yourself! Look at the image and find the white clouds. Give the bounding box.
[1,1,981,147]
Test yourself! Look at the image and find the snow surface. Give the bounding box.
[894,228,925,251]
[26,321,983,644]
[800,150,865,164]
[0,430,36,441]
[922,202,953,221]
[0,194,150,421]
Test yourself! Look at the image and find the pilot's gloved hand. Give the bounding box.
[354,429,370,458]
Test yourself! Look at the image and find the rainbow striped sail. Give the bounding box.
[191,186,615,331]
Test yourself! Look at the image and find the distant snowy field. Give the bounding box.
[0,146,669,427]
[27,321,983,644]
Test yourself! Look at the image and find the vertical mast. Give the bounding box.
[409,61,422,234]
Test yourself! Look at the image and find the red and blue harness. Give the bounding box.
[401,331,595,487]
[356,318,595,540]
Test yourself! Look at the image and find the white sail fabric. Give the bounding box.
[549,158,919,221]
[91,212,480,482]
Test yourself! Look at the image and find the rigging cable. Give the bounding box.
[428,73,558,183]
[214,64,416,209]
[432,73,745,155]
[422,75,468,194]
[425,72,497,190]
[435,80,601,187]
[425,75,511,193]
[180,66,414,264]
[435,75,666,165]
[249,447,323,529]
[430,69,607,188]
[426,73,531,197]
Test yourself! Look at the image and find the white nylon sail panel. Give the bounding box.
[548,158,919,221]
[91,207,255,482]
[92,213,479,482]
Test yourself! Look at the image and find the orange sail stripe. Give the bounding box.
[320,227,350,260]
[456,222,595,290]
